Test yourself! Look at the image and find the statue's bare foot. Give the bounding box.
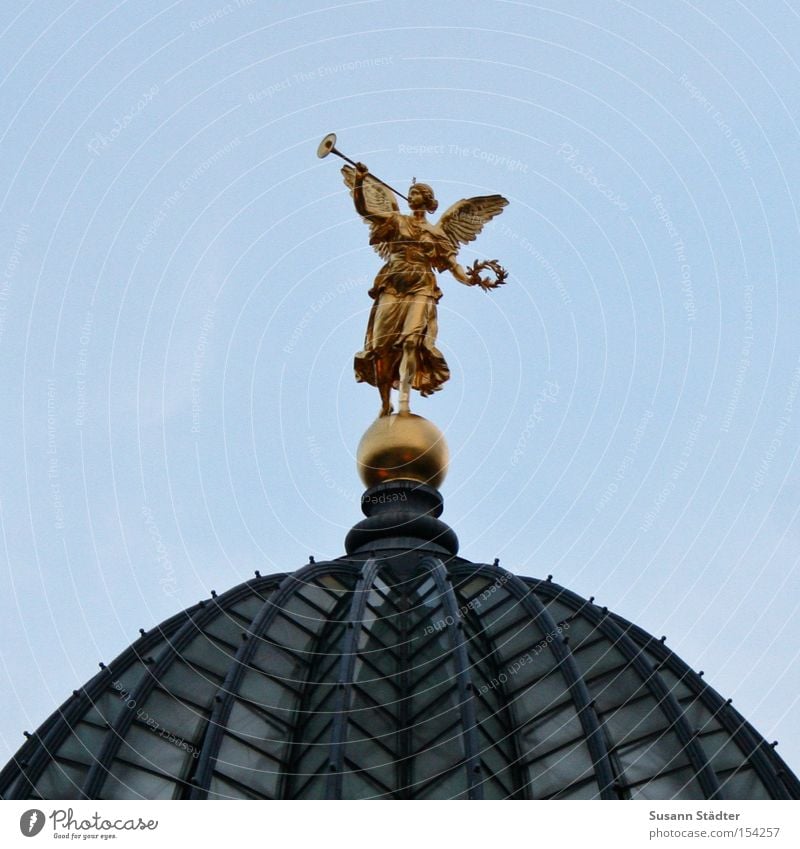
[380,402,394,417]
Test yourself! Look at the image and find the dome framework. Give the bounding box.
[2,484,798,801]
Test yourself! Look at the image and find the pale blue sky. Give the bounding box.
[1,0,799,775]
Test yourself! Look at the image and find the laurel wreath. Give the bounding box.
[466,259,508,291]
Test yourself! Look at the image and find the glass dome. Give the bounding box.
[2,482,797,800]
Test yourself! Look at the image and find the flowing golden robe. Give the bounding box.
[354,212,455,396]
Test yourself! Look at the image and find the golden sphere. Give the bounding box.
[357,413,449,489]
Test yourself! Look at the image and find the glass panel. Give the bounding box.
[701,729,749,774]
[572,639,630,681]
[519,702,585,759]
[117,724,189,777]
[616,731,690,786]
[36,761,87,799]
[554,777,602,799]
[214,734,281,797]
[270,614,315,653]
[180,638,234,679]
[156,658,220,705]
[507,669,571,721]
[139,688,205,742]
[491,618,542,665]
[476,731,515,781]
[249,641,306,681]
[227,700,288,749]
[629,765,703,800]
[103,761,177,799]
[237,672,297,717]
[415,766,467,799]
[317,573,351,595]
[602,697,672,748]
[413,719,463,775]
[54,720,106,766]
[554,614,592,644]
[348,692,397,740]
[480,773,509,799]
[208,774,260,799]
[343,736,396,791]
[228,594,269,624]
[352,663,400,707]
[292,744,331,794]
[589,666,645,714]
[652,665,695,700]
[280,593,328,631]
[456,576,492,601]
[541,597,575,625]
[341,767,388,799]
[524,740,594,799]
[718,767,771,799]
[201,613,245,647]
[81,687,132,728]
[677,695,718,731]
[296,581,342,614]
[475,595,518,633]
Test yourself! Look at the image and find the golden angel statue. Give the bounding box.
[343,162,509,416]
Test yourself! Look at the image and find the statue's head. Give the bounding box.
[408,182,438,213]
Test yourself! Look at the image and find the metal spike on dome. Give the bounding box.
[99,662,106,669]
[211,590,217,598]
[139,628,146,636]
[309,555,315,564]
[254,570,261,577]
[23,731,31,738]
[493,558,499,566]
[772,741,779,748]
[589,596,595,603]
[660,635,667,642]
[698,670,704,677]
[727,698,733,704]
[547,574,553,581]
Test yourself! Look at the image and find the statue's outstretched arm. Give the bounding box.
[448,258,472,286]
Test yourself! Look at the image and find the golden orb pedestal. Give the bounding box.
[357,413,449,489]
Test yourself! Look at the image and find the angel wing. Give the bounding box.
[437,195,508,251]
[342,165,400,260]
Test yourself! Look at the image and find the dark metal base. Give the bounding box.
[345,480,459,556]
